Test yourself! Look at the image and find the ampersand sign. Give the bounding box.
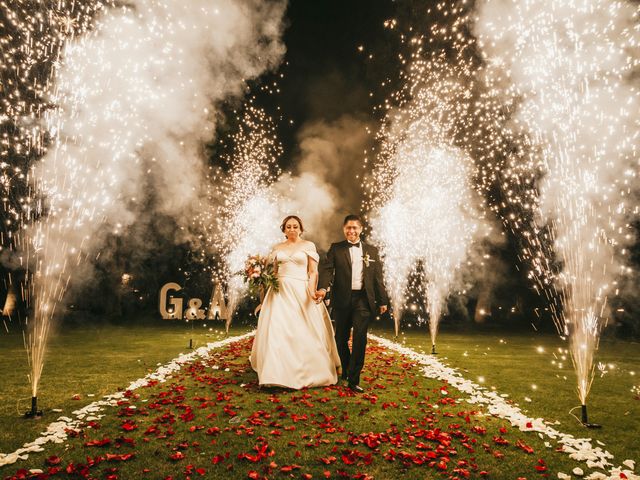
[185,298,206,320]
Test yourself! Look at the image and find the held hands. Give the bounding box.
[311,289,383,310]
[314,289,327,304]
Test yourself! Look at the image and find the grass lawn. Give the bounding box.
[0,319,638,479]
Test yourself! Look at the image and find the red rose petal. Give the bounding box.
[169,451,185,461]
[84,438,112,447]
[105,453,135,462]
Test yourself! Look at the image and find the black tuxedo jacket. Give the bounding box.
[318,240,389,314]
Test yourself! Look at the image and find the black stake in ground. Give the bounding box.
[581,404,601,428]
[24,396,43,419]
[188,318,194,349]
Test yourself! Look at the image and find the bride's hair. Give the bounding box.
[280,215,304,234]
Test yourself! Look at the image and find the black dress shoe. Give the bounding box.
[348,384,364,393]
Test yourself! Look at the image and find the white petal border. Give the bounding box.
[0,331,256,467]
[370,333,638,480]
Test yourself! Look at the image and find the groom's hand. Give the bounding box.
[379,305,388,315]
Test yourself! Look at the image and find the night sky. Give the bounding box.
[257,0,400,164]
[267,1,464,159]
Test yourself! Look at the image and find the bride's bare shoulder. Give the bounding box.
[302,240,317,249]
[270,241,287,252]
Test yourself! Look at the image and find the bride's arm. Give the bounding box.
[305,242,322,301]
[307,255,320,299]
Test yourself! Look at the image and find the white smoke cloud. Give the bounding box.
[273,171,337,243]
[273,115,373,248]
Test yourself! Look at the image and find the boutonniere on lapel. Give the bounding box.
[362,253,375,268]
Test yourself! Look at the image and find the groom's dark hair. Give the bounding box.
[343,214,363,226]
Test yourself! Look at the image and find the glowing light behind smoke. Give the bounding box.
[370,199,414,326]
[371,146,480,342]
[2,0,286,396]
[474,0,640,404]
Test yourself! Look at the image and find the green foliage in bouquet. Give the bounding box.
[241,254,279,296]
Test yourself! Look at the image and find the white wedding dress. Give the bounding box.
[250,245,340,389]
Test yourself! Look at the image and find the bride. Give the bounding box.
[250,215,340,389]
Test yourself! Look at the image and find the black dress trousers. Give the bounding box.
[333,290,371,386]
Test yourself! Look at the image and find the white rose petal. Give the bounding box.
[24,445,43,453]
[584,473,607,480]
[607,469,640,480]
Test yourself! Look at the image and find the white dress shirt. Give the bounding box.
[349,242,364,290]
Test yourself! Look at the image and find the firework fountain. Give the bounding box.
[368,22,485,344]
[473,0,640,425]
[1,0,285,415]
[215,105,284,331]
[2,0,118,418]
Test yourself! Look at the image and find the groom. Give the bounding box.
[317,214,389,393]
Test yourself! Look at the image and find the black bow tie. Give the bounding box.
[349,242,361,248]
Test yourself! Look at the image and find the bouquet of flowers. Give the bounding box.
[241,254,279,296]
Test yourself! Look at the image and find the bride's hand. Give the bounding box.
[313,289,326,303]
